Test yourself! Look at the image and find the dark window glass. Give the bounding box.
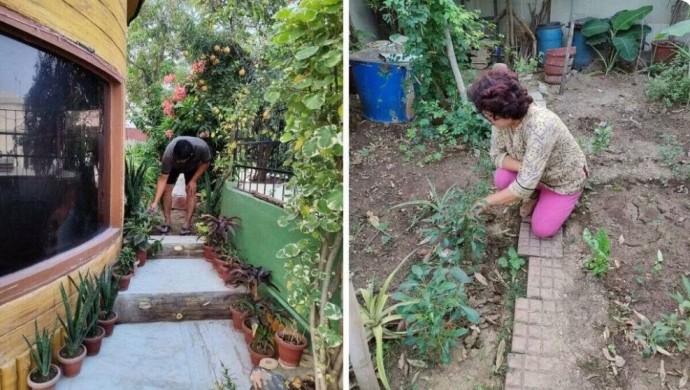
[0,32,106,276]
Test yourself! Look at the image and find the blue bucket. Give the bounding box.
[572,19,594,69]
[350,59,411,123]
[536,23,563,60]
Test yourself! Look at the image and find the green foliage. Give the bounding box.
[58,276,98,358]
[581,6,653,74]
[582,228,611,277]
[590,121,612,155]
[199,172,225,216]
[97,265,119,318]
[116,247,138,276]
[372,1,492,156]
[670,275,690,316]
[393,264,479,365]
[125,156,153,219]
[213,362,239,390]
[657,134,690,181]
[23,321,54,381]
[512,53,542,77]
[634,317,672,357]
[646,54,690,109]
[72,273,101,338]
[269,0,343,386]
[123,209,162,252]
[497,247,525,280]
[393,181,489,266]
[359,252,418,390]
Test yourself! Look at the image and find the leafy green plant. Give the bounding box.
[269,0,344,387]
[646,56,690,108]
[656,134,690,182]
[199,172,225,216]
[124,156,152,219]
[197,214,241,249]
[393,264,480,365]
[651,250,664,276]
[582,228,611,277]
[590,121,612,155]
[123,209,162,253]
[513,53,542,77]
[23,321,55,382]
[498,247,525,281]
[214,362,239,390]
[671,275,690,316]
[58,276,99,358]
[393,180,488,266]
[359,251,418,390]
[634,317,672,357]
[115,247,137,276]
[581,6,653,74]
[72,273,101,338]
[97,265,119,320]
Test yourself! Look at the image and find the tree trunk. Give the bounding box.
[444,29,468,103]
[348,280,381,390]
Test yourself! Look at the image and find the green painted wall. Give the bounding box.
[220,183,307,299]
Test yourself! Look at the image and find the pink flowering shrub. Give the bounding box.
[162,100,174,117]
[172,85,187,101]
[191,60,207,75]
[163,73,176,83]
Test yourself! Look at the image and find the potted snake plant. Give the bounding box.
[74,274,105,356]
[97,265,119,336]
[23,321,61,390]
[57,277,98,377]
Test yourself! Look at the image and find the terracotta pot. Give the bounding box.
[218,264,230,282]
[57,345,86,378]
[544,47,577,77]
[652,41,677,64]
[113,270,133,291]
[27,364,61,390]
[275,330,308,368]
[242,317,254,345]
[248,343,275,366]
[98,311,118,337]
[212,255,225,273]
[229,307,246,331]
[136,249,147,267]
[83,326,106,356]
[203,244,214,261]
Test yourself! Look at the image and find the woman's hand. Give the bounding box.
[470,199,490,217]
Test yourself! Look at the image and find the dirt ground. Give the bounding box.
[350,71,690,389]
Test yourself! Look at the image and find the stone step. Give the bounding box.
[149,234,204,258]
[526,257,567,301]
[517,222,563,258]
[115,258,246,323]
[55,320,252,390]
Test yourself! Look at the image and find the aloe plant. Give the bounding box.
[359,251,419,390]
[97,265,119,319]
[581,5,653,74]
[58,276,99,357]
[124,157,152,219]
[71,274,101,338]
[23,321,55,382]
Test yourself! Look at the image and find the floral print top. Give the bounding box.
[489,103,588,199]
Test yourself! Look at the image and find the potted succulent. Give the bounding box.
[97,265,119,336]
[23,321,61,390]
[229,295,253,331]
[275,325,308,368]
[123,210,162,267]
[113,247,136,291]
[197,214,241,261]
[248,325,276,366]
[226,265,278,300]
[57,278,98,378]
[75,274,106,356]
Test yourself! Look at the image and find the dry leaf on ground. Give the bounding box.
[474,273,488,286]
[366,211,380,229]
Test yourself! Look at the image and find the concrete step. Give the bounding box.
[55,320,252,390]
[149,235,204,258]
[115,258,246,323]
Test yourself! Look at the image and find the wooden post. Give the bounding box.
[348,280,381,390]
[559,0,575,94]
[444,29,468,103]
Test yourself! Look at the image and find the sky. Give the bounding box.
[0,33,40,99]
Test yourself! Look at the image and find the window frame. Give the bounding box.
[0,6,124,305]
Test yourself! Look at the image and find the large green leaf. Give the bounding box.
[586,33,609,46]
[655,19,690,40]
[618,24,652,40]
[295,46,319,60]
[611,6,653,33]
[612,35,638,61]
[302,91,325,109]
[582,18,610,37]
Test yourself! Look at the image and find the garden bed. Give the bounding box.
[350,71,690,389]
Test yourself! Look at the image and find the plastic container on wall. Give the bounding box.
[350,47,413,123]
[536,23,563,60]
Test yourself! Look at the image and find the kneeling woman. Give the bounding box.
[470,69,588,238]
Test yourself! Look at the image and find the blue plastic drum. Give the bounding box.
[350,59,411,123]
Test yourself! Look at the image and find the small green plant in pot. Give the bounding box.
[73,274,105,356]
[226,265,278,300]
[23,320,61,390]
[197,214,241,260]
[57,276,98,378]
[113,247,137,291]
[123,209,162,266]
[97,265,119,336]
[248,324,276,366]
[229,295,253,331]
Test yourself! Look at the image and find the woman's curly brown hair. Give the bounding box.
[468,69,533,120]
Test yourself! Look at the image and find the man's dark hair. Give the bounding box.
[173,139,194,160]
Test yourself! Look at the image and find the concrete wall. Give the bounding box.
[221,184,309,300]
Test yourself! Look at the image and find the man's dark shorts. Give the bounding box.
[166,168,195,185]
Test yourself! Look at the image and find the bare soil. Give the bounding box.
[350,71,690,389]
